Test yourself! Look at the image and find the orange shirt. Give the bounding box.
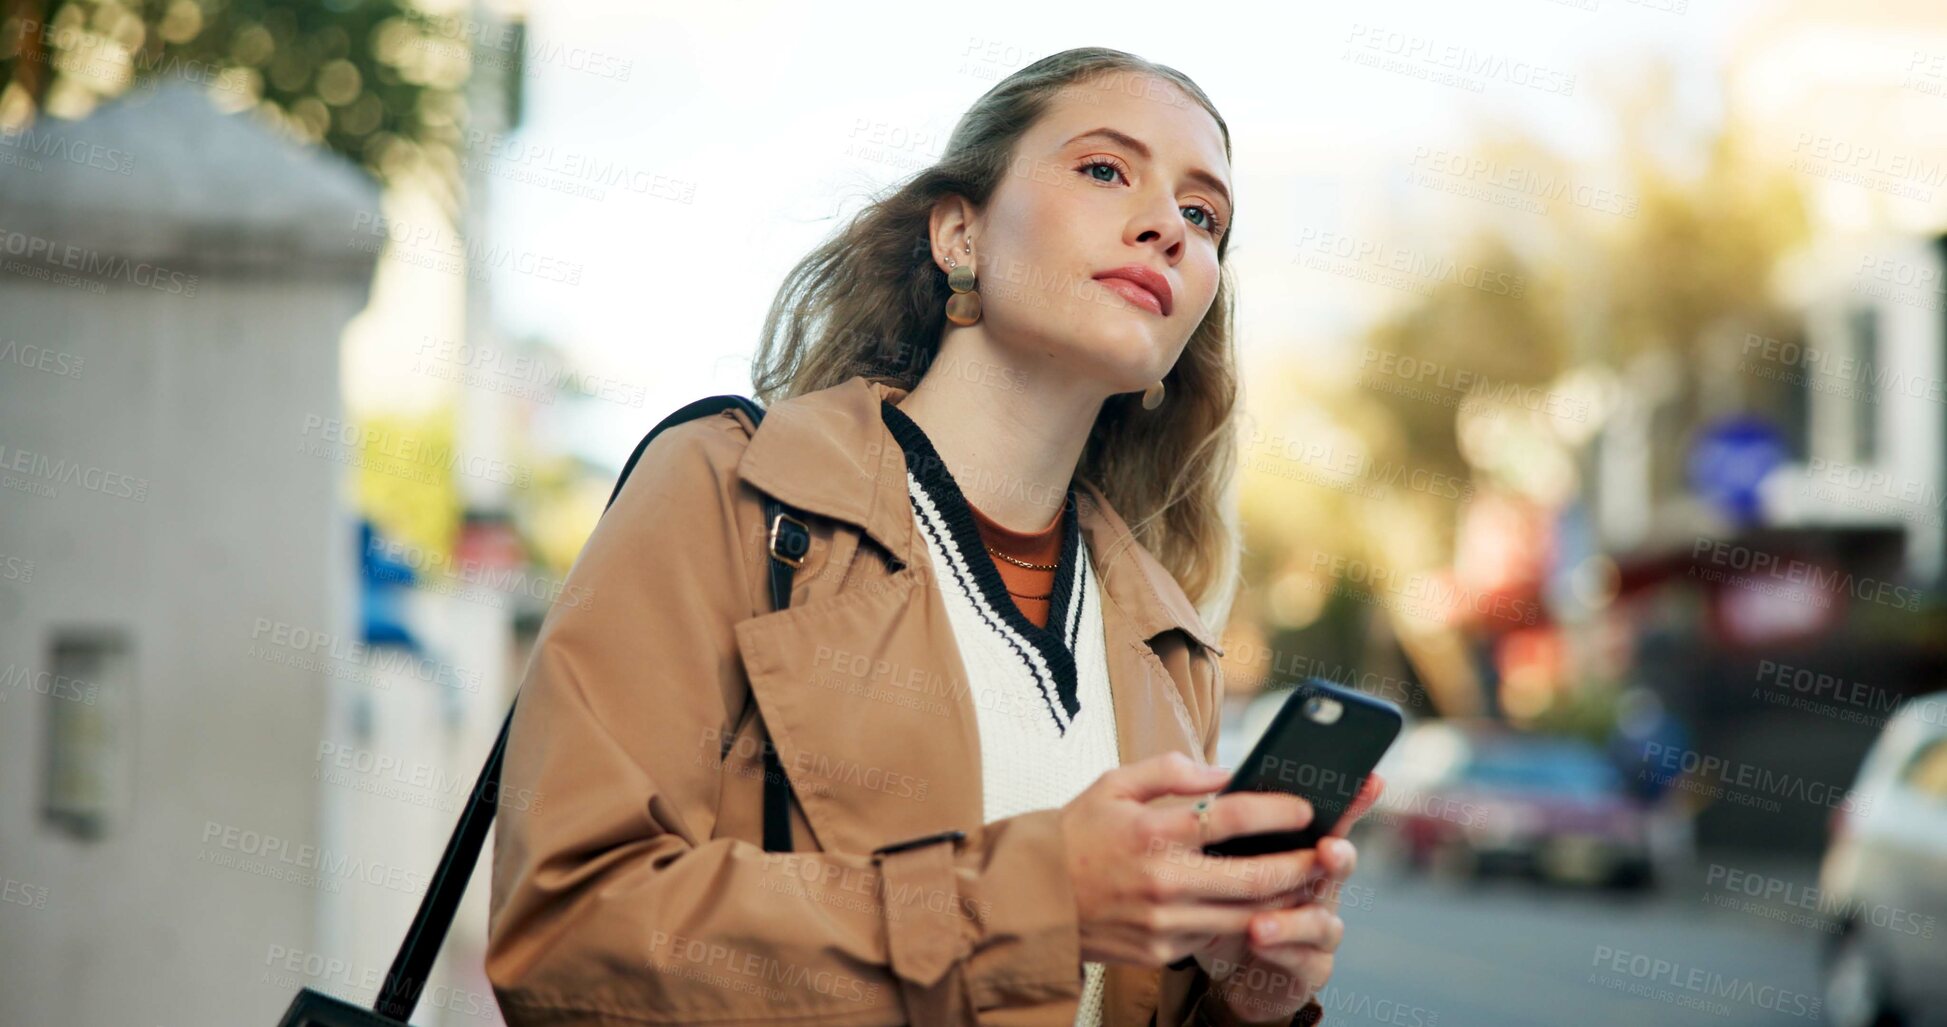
[966,499,1064,628]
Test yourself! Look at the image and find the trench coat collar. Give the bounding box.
[736,373,1225,657]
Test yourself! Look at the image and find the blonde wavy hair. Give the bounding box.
[751,46,1242,637]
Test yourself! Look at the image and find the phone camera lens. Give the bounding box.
[1302,695,1344,724]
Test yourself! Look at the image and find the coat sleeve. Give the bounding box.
[484,415,1082,1026]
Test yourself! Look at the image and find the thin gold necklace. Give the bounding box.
[987,546,1057,571]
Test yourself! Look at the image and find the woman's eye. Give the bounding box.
[1080,158,1125,184]
[1080,157,1226,236]
[1184,205,1225,236]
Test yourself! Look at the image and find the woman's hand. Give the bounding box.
[1056,752,1335,968]
[1193,774,1386,1027]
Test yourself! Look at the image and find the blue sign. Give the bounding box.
[1686,416,1791,526]
[359,519,421,652]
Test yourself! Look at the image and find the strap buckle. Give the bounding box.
[768,511,811,569]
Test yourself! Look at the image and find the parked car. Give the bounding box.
[1372,721,1686,890]
[1818,691,1947,1027]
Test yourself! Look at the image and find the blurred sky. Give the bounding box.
[414,0,1779,460]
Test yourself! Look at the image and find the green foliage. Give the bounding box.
[0,0,479,186]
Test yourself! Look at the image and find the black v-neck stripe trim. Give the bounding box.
[1065,562,1087,653]
[882,398,1083,726]
[906,482,1069,734]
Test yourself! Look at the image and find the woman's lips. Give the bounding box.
[1094,275,1168,316]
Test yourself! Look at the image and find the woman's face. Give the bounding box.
[960,71,1232,394]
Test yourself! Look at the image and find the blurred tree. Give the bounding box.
[1344,59,1810,572]
[1236,58,1813,717]
[0,0,475,198]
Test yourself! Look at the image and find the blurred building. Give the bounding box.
[1568,229,1947,856]
[0,81,378,1024]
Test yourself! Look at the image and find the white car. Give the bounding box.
[1819,690,1947,1027]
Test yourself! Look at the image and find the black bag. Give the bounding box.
[276,395,809,1026]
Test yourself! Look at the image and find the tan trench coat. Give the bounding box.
[486,374,1259,1025]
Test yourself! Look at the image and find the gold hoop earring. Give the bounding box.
[1142,379,1165,410]
[944,238,981,326]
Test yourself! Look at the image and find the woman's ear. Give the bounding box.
[926,195,980,271]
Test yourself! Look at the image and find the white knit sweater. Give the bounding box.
[884,400,1121,1027]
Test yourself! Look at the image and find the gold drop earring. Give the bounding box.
[944,238,981,326]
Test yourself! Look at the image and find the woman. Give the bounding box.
[486,47,1383,1026]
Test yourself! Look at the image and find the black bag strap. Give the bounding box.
[372,394,807,1021]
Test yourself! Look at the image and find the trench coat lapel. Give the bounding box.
[730,374,1225,1024]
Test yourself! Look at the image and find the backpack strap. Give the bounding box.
[613,396,807,855]
[756,495,809,853]
[372,394,802,1021]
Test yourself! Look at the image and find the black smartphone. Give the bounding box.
[1202,679,1404,857]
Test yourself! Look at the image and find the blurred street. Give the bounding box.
[7,1,1947,1024]
[1329,855,1826,1026]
